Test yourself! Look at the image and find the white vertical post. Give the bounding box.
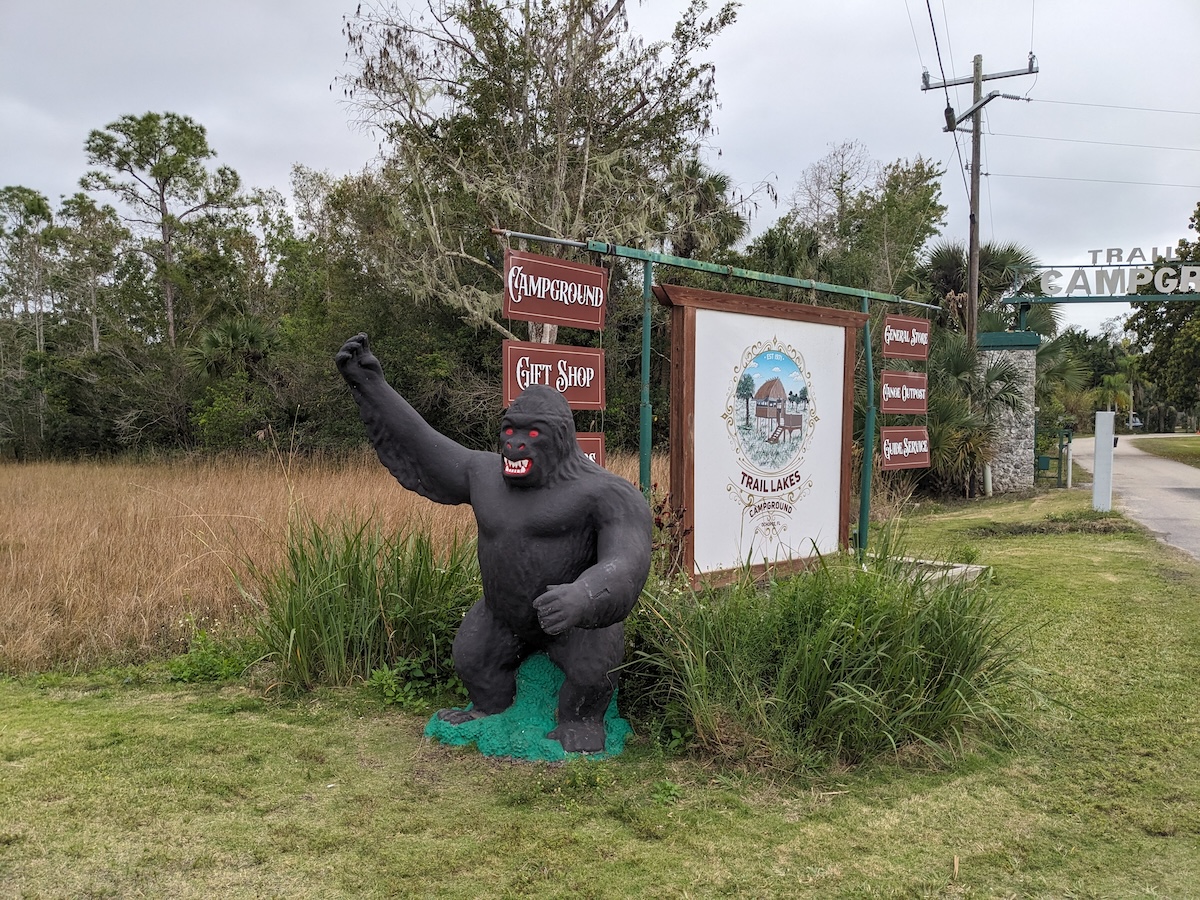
[1093,411,1115,512]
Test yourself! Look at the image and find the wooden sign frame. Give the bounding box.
[655,284,867,586]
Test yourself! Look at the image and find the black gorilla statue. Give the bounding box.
[336,334,652,752]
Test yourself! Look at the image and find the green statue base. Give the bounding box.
[424,653,631,761]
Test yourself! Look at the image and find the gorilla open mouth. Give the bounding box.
[504,457,532,477]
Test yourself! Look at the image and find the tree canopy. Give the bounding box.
[339,0,739,340]
[1127,200,1200,412]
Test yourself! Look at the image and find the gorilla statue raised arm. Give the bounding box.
[336,333,651,753]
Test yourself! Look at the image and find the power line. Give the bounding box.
[987,131,1200,154]
[984,171,1200,189]
[902,0,926,70]
[924,0,970,200]
[1028,98,1200,117]
[938,0,963,107]
[982,110,996,241]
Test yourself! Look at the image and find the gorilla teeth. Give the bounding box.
[504,458,532,476]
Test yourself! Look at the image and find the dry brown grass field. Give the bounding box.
[0,450,657,674]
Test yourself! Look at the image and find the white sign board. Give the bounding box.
[657,286,866,583]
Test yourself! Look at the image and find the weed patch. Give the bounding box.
[963,508,1138,537]
[248,517,479,692]
[625,533,1033,768]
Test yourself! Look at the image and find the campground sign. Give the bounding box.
[502,249,608,331]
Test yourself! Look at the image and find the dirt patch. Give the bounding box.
[963,514,1139,537]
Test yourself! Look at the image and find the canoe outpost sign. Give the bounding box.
[1039,246,1199,296]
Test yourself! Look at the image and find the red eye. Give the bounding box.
[505,428,513,435]
[529,429,539,437]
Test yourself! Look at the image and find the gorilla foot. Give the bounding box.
[436,707,489,725]
[548,720,606,753]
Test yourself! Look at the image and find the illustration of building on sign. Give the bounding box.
[718,341,819,558]
[729,347,814,472]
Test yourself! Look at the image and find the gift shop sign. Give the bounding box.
[502,340,605,409]
[879,426,931,470]
[882,315,931,360]
[880,371,928,415]
[503,249,608,331]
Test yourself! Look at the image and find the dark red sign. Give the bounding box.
[503,249,608,331]
[880,371,929,415]
[879,426,931,470]
[882,315,931,360]
[502,340,605,409]
[576,432,605,467]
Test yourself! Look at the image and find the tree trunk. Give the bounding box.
[529,321,558,345]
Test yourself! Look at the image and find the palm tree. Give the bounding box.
[921,329,1025,496]
[186,316,277,379]
[1096,373,1130,414]
[663,157,749,260]
[905,239,1046,335]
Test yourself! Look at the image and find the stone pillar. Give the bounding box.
[978,331,1039,493]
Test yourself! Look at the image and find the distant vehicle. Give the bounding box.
[1130,413,1143,429]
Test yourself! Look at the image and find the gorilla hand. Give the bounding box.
[533,583,587,635]
[335,333,384,387]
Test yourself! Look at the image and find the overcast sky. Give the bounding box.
[3,0,1198,334]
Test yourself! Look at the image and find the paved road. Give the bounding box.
[1071,434,1200,562]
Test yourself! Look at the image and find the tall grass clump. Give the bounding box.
[250,517,479,691]
[626,538,1030,768]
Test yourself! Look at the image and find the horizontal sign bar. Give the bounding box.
[576,432,605,468]
[503,249,607,331]
[1003,294,1198,305]
[881,315,931,360]
[502,340,606,409]
[880,371,928,415]
[880,426,931,470]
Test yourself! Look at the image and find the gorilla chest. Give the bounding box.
[473,484,597,572]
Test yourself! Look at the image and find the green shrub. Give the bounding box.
[625,536,1030,768]
[250,518,479,692]
[167,627,264,683]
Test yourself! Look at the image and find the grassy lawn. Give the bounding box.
[3,488,1200,897]
[1132,435,1200,469]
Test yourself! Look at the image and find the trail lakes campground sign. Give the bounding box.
[655,284,867,584]
[1038,247,1199,297]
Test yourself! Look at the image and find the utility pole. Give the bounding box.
[967,54,983,346]
[923,53,1038,346]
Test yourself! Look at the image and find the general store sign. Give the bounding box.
[881,315,931,360]
[503,249,608,331]
[880,371,928,415]
[502,340,605,409]
[879,426,931,470]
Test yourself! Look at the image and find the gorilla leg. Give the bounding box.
[546,622,624,752]
[437,599,525,724]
